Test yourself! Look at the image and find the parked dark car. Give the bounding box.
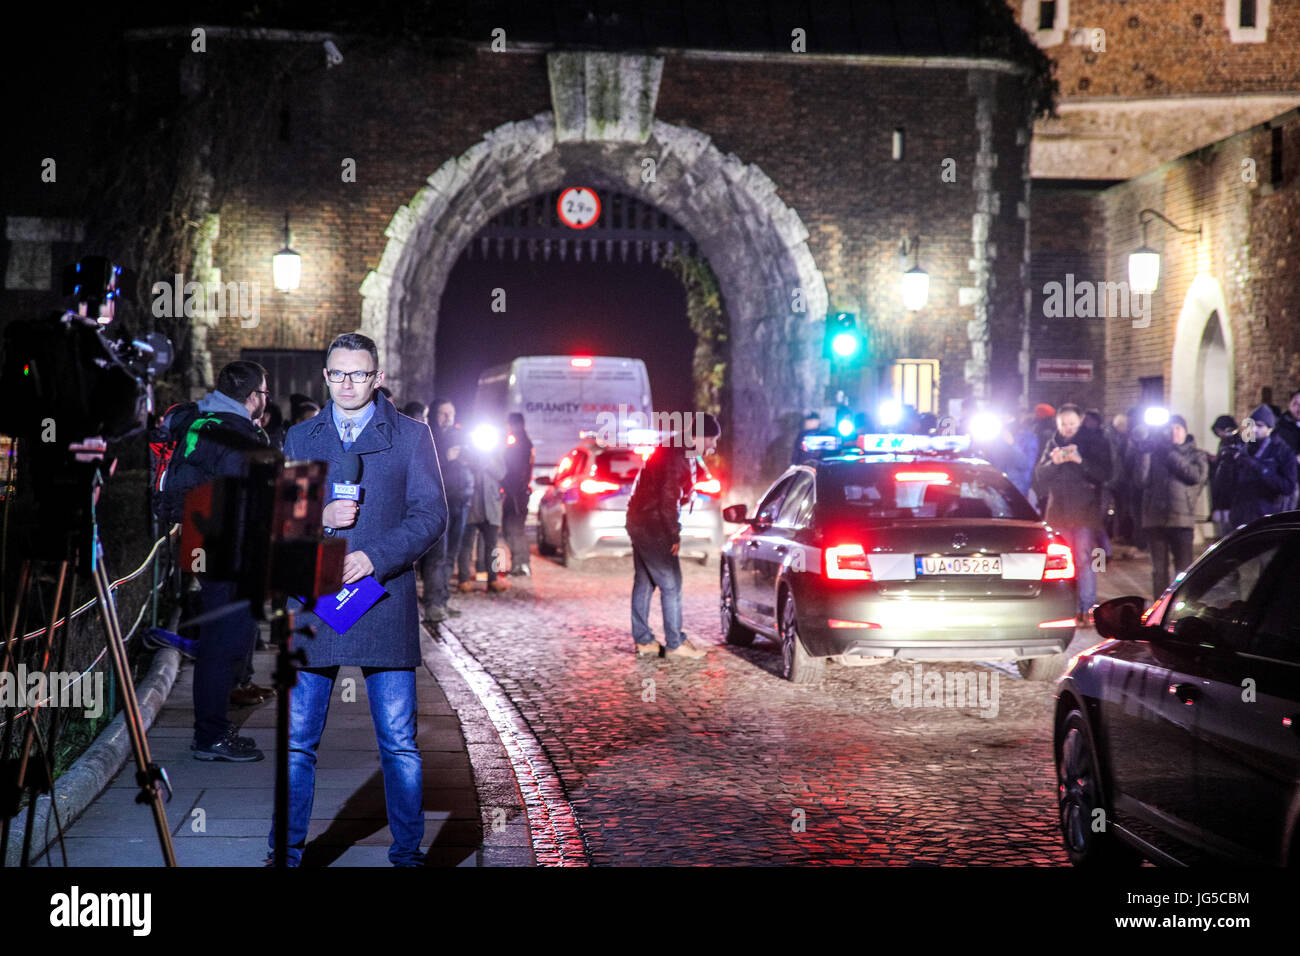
[721,449,1079,683]
[1054,511,1300,866]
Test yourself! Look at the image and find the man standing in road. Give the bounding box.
[268,332,446,866]
[1032,403,1111,624]
[161,361,273,761]
[1133,413,1208,597]
[502,412,534,577]
[625,413,721,660]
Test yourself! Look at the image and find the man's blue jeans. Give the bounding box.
[630,541,685,650]
[268,666,424,866]
[1060,525,1098,615]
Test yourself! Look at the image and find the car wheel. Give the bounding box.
[1055,708,1141,867]
[561,521,585,570]
[536,518,556,556]
[720,559,755,646]
[779,590,824,684]
[1017,653,1066,681]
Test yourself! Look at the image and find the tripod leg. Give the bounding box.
[92,553,178,866]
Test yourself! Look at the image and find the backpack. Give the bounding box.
[148,402,192,520]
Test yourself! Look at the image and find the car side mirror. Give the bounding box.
[1093,595,1148,641]
[722,504,747,523]
[534,475,552,486]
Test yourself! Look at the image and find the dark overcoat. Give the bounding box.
[283,393,447,668]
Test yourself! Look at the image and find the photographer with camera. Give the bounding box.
[159,361,273,762]
[1206,414,1242,538]
[1211,404,1299,529]
[1132,413,1208,597]
[1032,404,1111,624]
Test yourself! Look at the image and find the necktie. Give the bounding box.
[341,418,355,449]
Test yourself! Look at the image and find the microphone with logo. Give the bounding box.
[331,452,364,516]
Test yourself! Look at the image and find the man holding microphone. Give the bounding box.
[268,332,446,866]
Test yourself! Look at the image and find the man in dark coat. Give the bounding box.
[268,332,446,867]
[626,414,721,660]
[1212,404,1299,529]
[1032,403,1111,622]
[1134,413,1208,596]
[160,360,272,761]
[1274,390,1300,510]
[502,412,534,576]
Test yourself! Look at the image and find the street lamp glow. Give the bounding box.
[273,211,301,291]
[1128,246,1160,295]
[901,267,929,311]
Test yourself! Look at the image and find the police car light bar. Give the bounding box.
[857,433,971,454]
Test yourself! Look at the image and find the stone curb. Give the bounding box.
[420,625,537,866]
[5,646,181,867]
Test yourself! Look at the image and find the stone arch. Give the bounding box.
[1170,274,1235,449]
[360,111,828,490]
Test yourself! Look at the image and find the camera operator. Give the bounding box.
[1132,413,1208,597]
[159,361,273,762]
[1206,414,1241,539]
[1211,404,1299,529]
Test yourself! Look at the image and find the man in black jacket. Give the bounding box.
[1212,404,1299,528]
[160,361,272,762]
[626,414,721,660]
[1032,403,1111,623]
[1134,413,1208,596]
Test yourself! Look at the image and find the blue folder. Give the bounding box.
[302,575,387,633]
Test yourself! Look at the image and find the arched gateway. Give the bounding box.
[360,54,828,493]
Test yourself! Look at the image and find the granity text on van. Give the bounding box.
[1041,274,1151,328]
[0,665,104,718]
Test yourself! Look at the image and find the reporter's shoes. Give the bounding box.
[664,639,708,660]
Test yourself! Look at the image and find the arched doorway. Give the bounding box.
[359,111,828,495]
[1170,275,1235,450]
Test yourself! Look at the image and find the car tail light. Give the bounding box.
[894,470,951,484]
[579,478,620,496]
[570,357,593,368]
[693,477,722,496]
[1037,618,1076,628]
[825,544,872,580]
[1043,540,1075,580]
[828,618,881,629]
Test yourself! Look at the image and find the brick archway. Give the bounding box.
[360,110,828,490]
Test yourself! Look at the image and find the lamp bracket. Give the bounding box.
[1138,208,1201,243]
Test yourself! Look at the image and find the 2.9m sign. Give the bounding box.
[557,187,601,229]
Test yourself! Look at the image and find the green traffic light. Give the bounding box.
[831,331,860,358]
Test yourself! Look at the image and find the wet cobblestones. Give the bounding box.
[442,554,1097,865]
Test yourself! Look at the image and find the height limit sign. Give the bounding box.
[557,187,601,229]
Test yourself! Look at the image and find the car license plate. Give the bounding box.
[915,555,1002,575]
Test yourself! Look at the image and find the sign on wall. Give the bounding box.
[556,187,601,229]
[1035,358,1094,382]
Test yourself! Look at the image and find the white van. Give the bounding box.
[474,355,654,513]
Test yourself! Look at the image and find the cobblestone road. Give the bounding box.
[442,549,1154,865]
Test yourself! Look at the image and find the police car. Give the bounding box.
[720,433,1078,683]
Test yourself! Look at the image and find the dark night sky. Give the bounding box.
[433,251,697,416]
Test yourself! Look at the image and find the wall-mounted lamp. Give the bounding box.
[272,211,302,292]
[900,236,929,311]
[1128,208,1201,295]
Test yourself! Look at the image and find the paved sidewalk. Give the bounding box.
[36,626,533,867]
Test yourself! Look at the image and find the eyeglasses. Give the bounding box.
[255,389,271,398]
[326,370,378,384]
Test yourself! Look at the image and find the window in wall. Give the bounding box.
[1038,1,1057,31]
[1226,0,1269,41]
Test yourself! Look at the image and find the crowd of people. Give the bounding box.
[994,392,1299,620]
